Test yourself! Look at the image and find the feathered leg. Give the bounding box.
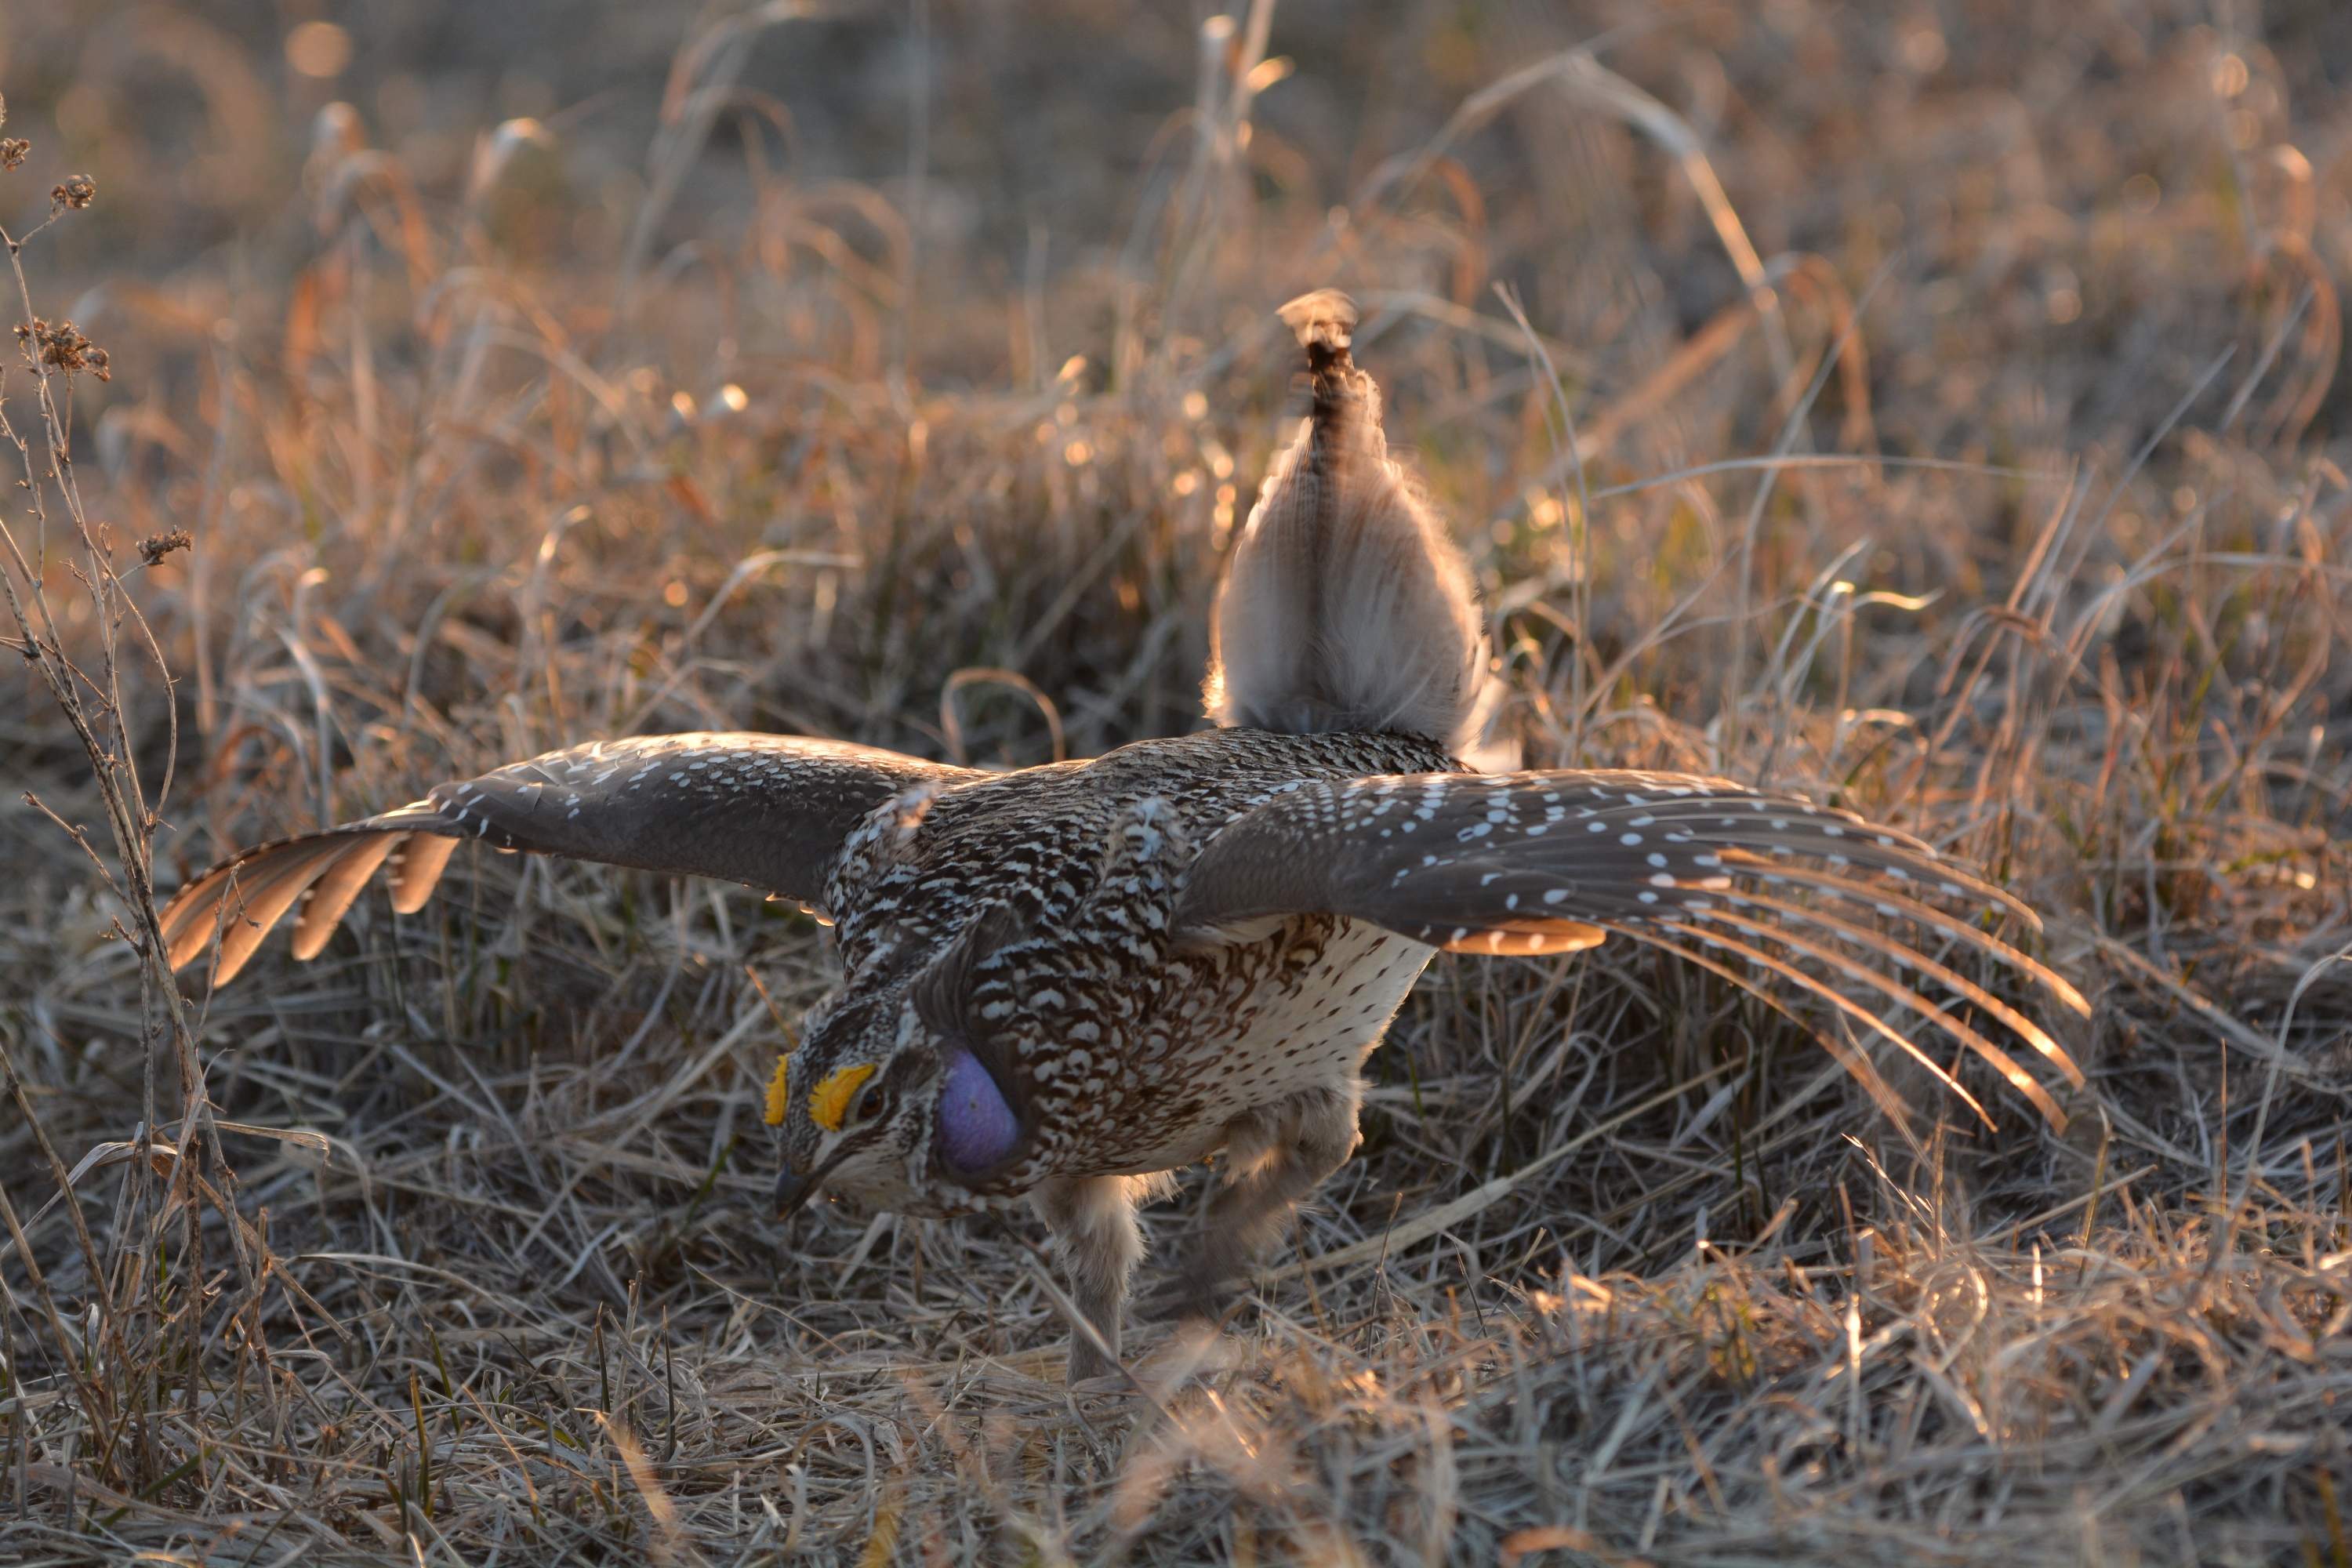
[1031,1174,1149,1382]
[1161,1081,1363,1321]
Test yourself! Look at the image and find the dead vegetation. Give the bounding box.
[1,2,2349,1563]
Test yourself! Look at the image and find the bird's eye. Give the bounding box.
[854,1080,887,1123]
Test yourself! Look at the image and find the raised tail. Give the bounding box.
[1203,289,1486,751]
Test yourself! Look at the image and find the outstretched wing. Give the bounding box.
[1172,768,2088,1131]
[163,733,974,985]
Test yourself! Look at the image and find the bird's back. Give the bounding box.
[829,728,1459,952]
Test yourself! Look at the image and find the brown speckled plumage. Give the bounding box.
[811,728,1460,1203]
[160,292,2086,1382]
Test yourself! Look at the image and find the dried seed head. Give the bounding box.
[51,174,96,212]
[138,530,193,567]
[14,318,111,381]
[0,140,27,173]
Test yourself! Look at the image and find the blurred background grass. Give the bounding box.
[2,2,2350,1563]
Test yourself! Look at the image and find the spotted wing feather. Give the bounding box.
[163,733,972,985]
[1173,768,2085,1128]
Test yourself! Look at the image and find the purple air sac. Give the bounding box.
[937,1051,1020,1174]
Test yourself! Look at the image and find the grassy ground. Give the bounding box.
[2,2,2350,1562]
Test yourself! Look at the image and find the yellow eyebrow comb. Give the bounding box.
[807,1062,877,1131]
[763,1056,793,1127]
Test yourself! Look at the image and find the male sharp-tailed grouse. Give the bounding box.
[162,290,2085,1381]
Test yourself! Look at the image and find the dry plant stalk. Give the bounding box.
[0,113,318,1519]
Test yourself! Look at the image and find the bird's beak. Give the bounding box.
[774,1163,818,1219]
[775,1138,859,1219]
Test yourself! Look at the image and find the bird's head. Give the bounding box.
[768,922,1032,1221]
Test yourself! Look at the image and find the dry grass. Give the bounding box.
[2,2,2350,1562]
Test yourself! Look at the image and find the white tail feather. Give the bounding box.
[1204,290,1486,750]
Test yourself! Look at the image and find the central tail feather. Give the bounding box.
[1203,289,1488,750]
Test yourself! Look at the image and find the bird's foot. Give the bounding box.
[1136,1264,1248,1326]
[1065,1341,1123,1387]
